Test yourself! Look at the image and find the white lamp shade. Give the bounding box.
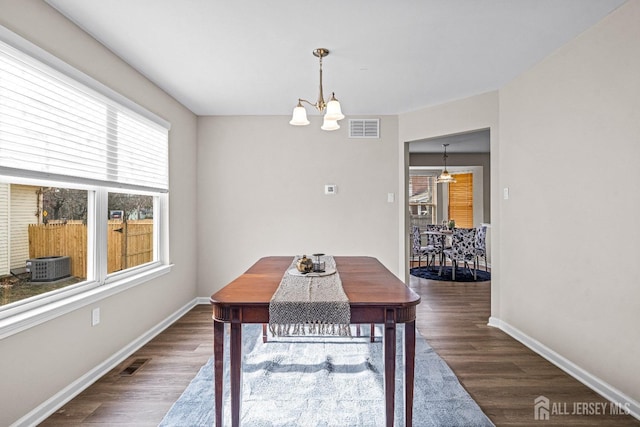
[289,105,310,126]
[321,118,340,131]
[436,170,457,184]
[324,98,344,121]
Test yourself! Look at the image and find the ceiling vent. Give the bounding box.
[349,119,379,139]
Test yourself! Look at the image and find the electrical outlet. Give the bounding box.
[92,307,100,326]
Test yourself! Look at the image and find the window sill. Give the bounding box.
[0,264,173,340]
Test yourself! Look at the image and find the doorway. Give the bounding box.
[405,130,490,274]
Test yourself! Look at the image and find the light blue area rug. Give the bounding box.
[160,324,494,426]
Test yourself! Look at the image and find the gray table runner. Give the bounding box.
[269,256,351,337]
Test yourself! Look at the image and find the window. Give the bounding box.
[0,30,170,324]
[409,173,437,233]
[107,192,155,273]
[409,174,437,222]
[0,182,88,306]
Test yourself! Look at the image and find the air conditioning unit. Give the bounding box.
[26,256,71,282]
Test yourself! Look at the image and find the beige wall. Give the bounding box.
[497,0,640,405]
[398,0,640,409]
[0,1,198,425]
[197,115,400,296]
[397,92,500,288]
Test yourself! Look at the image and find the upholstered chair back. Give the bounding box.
[449,228,477,262]
[423,223,445,248]
[475,225,487,253]
[411,226,422,255]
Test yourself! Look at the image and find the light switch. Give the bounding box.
[387,193,395,203]
[503,187,509,200]
[92,307,100,326]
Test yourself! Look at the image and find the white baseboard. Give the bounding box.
[488,316,640,421]
[12,298,201,427]
[196,296,211,305]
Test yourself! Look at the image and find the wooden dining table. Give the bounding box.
[421,229,453,240]
[210,256,421,427]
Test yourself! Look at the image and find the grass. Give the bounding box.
[0,275,82,306]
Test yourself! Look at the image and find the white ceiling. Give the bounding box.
[45,0,625,118]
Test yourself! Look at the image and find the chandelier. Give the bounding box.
[436,143,457,184]
[289,48,345,131]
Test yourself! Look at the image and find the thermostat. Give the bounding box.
[325,184,337,195]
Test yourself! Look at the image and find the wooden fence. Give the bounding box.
[28,220,153,278]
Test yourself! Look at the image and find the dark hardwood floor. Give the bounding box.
[410,272,639,427]
[40,306,214,426]
[40,272,639,426]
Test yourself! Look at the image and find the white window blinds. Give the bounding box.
[0,39,169,192]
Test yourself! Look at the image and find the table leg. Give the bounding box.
[213,320,224,427]
[384,309,396,427]
[405,320,416,426]
[230,312,242,427]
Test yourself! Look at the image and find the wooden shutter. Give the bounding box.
[448,173,473,228]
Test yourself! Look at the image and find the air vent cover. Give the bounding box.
[349,119,380,138]
[120,358,150,376]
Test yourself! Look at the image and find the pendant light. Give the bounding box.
[436,143,457,184]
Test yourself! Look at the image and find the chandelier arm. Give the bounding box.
[298,98,316,108]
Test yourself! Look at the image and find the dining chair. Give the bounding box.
[422,223,446,269]
[440,227,477,280]
[475,225,488,272]
[411,225,427,268]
